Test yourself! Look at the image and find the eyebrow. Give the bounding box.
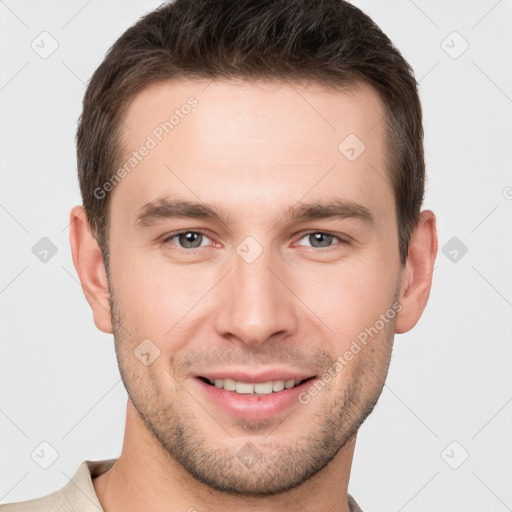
[134,196,375,228]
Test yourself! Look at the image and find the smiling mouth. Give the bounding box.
[197,376,315,395]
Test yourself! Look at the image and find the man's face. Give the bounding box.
[107,79,403,495]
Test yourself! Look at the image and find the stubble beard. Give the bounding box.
[109,293,395,497]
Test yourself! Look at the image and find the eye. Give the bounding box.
[162,230,213,250]
[161,230,347,252]
[295,231,346,249]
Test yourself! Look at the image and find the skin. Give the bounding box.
[69,78,437,512]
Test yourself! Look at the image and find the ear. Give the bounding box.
[395,210,438,334]
[69,205,113,334]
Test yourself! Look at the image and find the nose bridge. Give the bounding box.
[214,239,298,346]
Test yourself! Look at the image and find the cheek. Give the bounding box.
[109,250,214,350]
[296,260,399,342]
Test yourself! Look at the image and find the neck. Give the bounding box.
[93,400,356,512]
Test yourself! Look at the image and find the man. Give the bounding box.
[1,0,437,510]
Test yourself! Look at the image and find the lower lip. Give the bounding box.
[193,377,316,421]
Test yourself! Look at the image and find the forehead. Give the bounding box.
[111,78,392,225]
[120,78,386,158]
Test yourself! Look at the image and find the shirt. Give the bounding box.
[0,459,364,511]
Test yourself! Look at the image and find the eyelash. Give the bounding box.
[161,230,348,252]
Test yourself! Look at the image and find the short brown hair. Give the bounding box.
[77,0,425,274]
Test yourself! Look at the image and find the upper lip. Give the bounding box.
[194,369,316,384]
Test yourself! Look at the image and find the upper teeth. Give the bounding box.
[210,378,299,395]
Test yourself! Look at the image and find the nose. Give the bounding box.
[213,244,299,348]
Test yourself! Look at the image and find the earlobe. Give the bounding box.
[69,205,113,334]
[395,210,438,334]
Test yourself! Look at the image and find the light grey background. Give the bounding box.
[1,1,511,511]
